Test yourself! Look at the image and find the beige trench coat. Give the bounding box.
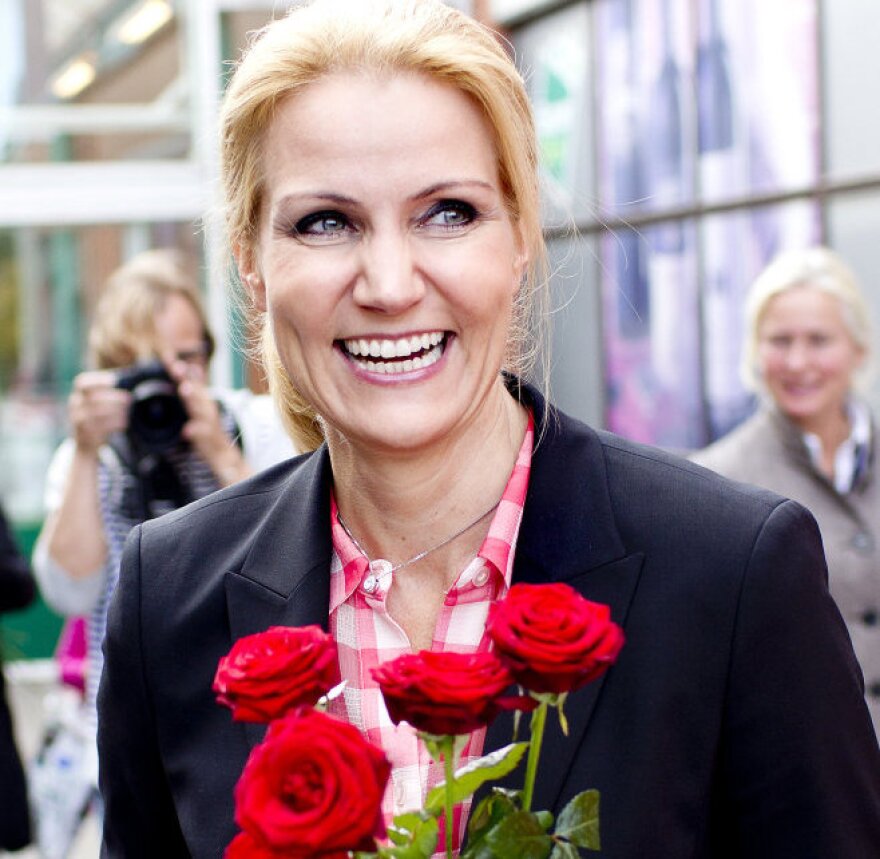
[692,406,880,734]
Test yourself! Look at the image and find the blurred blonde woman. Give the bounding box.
[692,246,880,731]
[34,248,291,751]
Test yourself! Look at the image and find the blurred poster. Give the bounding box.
[594,0,819,449]
[596,0,702,449]
[696,0,819,439]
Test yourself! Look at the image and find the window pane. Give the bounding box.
[513,2,594,226]
[823,0,880,179]
[696,0,819,201]
[3,0,190,166]
[602,220,704,450]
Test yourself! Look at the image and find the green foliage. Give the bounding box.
[555,790,600,851]
[482,811,553,858]
[461,786,601,858]
[373,813,439,858]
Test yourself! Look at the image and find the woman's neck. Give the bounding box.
[327,381,528,569]
[789,405,852,479]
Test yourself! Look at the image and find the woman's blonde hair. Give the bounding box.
[220,0,546,451]
[88,249,213,371]
[741,245,871,392]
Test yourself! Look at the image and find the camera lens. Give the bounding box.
[124,374,187,451]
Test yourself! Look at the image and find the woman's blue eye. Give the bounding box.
[295,211,350,235]
[424,201,478,228]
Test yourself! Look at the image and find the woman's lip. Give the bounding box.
[781,381,821,394]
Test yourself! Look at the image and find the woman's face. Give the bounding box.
[240,72,526,453]
[757,286,864,431]
[154,293,210,383]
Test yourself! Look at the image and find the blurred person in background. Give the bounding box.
[692,246,880,733]
[30,249,294,844]
[0,500,36,853]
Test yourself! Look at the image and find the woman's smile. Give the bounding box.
[338,330,450,376]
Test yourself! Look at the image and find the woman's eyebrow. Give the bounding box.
[411,179,495,200]
[273,180,495,213]
[275,191,359,209]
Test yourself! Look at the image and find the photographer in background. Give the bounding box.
[30,248,293,850]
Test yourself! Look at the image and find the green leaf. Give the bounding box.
[387,812,424,845]
[535,810,554,831]
[484,811,553,858]
[555,692,570,736]
[463,790,520,857]
[378,813,439,858]
[549,842,582,858]
[554,790,601,850]
[424,742,529,814]
[530,691,561,707]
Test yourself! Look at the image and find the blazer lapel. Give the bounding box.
[223,446,334,748]
[481,387,644,814]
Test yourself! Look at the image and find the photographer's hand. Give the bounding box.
[69,370,131,454]
[170,360,253,488]
[39,371,131,580]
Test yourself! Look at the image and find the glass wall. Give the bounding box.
[509,0,880,452]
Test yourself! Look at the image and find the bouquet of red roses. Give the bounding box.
[214,582,624,858]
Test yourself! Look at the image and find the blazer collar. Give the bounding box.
[514,382,628,579]
[480,381,644,816]
[224,445,334,749]
[224,445,334,645]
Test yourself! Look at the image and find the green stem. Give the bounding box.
[443,736,456,859]
[522,700,548,812]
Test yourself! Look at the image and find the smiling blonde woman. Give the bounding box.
[693,246,880,733]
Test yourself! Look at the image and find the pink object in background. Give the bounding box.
[55,617,87,694]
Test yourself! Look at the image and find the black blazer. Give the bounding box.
[98,387,880,858]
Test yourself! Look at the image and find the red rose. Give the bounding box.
[487,583,624,694]
[233,708,390,856]
[372,650,531,736]
[214,625,340,722]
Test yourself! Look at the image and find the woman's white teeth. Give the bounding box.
[343,332,445,374]
[344,332,444,360]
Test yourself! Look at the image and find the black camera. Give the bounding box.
[115,359,188,452]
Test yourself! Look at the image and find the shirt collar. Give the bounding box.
[328,410,534,611]
[801,398,873,493]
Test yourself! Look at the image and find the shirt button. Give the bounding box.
[863,609,879,627]
[473,566,490,587]
[363,575,378,593]
[851,532,874,553]
[869,681,880,698]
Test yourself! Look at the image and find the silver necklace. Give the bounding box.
[337,500,500,593]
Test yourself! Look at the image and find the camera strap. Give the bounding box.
[108,433,193,522]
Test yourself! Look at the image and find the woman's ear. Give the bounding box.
[512,225,529,287]
[234,245,266,312]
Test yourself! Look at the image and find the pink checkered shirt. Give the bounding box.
[326,413,533,855]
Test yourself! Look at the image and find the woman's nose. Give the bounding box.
[783,340,809,369]
[352,231,425,313]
